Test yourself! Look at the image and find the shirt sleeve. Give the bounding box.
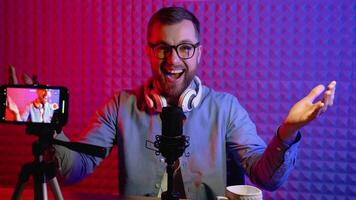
[54,94,119,185]
[226,96,301,191]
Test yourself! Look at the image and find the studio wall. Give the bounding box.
[0,0,355,199]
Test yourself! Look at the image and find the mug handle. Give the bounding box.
[216,196,228,200]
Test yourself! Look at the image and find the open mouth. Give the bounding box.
[163,69,185,80]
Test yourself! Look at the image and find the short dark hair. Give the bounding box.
[147,7,200,41]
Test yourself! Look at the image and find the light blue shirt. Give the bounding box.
[55,85,300,199]
[22,102,54,123]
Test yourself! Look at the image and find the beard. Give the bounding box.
[154,62,197,101]
[158,74,194,98]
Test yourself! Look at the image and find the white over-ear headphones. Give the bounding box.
[144,76,203,113]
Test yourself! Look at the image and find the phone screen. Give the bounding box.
[1,85,68,125]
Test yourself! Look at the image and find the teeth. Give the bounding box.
[167,69,183,74]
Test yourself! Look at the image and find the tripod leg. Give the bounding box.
[33,165,47,200]
[48,177,64,200]
[11,163,33,200]
[41,182,48,200]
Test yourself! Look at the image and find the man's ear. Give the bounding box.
[197,45,202,64]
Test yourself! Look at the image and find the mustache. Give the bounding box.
[160,60,185,70]
[160,60,185,68]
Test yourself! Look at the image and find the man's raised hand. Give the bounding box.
[279,81,337,142]
[8,65,35,85]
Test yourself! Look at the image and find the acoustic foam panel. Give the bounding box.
[0,0,355,199]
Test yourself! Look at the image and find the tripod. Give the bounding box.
[10,123,107,200]
[11,137,63,200]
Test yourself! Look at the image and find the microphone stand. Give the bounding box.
[11,123,106,200]
[155,135,189,200]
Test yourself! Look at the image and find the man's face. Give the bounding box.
[147,20,201,101]
[37,89,50,104]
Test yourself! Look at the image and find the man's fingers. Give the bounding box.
[321,91,331,107]
[8,65,40,85]
[311,81,336,117]
[22,73,34,85]
[9,65,18,84]
[315,101,326,117]
[326,81,336,106]
[305,84,325,102]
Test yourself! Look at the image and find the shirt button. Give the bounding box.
[155,183,160,188]
[276,147,282,151]
[160,158,165,163]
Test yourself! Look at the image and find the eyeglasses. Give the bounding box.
[148,42,200,60]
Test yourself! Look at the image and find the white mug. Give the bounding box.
[216,185,262,200]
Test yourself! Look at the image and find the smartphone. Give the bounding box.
[0,85,69,125]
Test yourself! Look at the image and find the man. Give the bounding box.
[53,7,336,199]
[7,88,57,123]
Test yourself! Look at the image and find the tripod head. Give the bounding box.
[26,123,107,159]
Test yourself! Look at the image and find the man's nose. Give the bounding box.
[166,49,181,64]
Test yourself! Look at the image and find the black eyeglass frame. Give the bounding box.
[148,42,200,60]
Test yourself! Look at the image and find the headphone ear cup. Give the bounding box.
[191,76,202,108]
[178,76,203,112]
[144,83,155,109]
[179,89,196,112]
[144,80,167,112]
[144,94,154,110]
[151,90,167,112]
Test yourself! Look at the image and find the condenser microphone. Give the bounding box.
[161,106,185,137]
[154,106,189,161]
[144,107,189,155]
